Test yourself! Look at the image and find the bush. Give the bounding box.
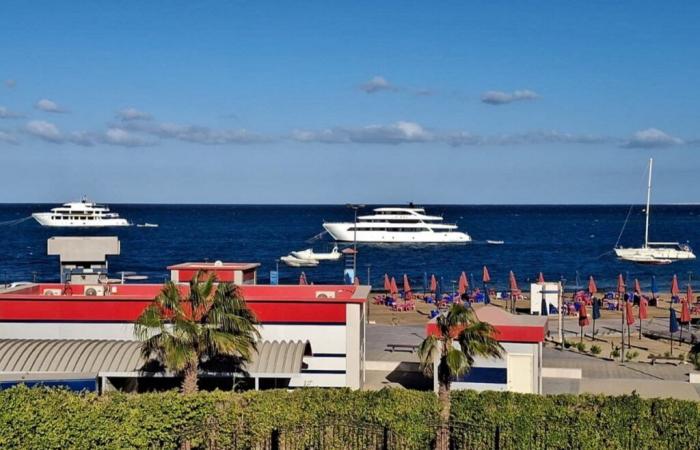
[590,345,601,355]
[563,339,572,349]
[626,351,639,361]
[576,342,587,352]
[610,346,621,359]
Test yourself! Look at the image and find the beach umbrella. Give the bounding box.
[540,297,548,316]
[435,279,442,300]
[651,275,658,299]
[482,266,491,284]
[669,307,680,355]
[430,274,437,293]
[687,283,694,304]
[671,274,680,297]
[509,271,519,292]
[634,278,641,295]
[423,272,428,293]
[592,297,601,340]
[625,300,635,327]
[353,276,360,286]
[403,274,411,294]
[588,276,597,296]
[578,302,590,342]
[383,274,390,292]
[299,272,308,285]
[617,273,626,295]
[483,282,491,304]
[390,277,398,295]
[680,298,691,324]
[458,272,468,295]
[537,272,545,284]
[639,296,649,339]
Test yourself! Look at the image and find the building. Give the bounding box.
[426,305,546,394]
[47,236,120,284]
[0,268,369,392]
[168,261,260,285]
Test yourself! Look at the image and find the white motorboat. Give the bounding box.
[614,158,695,264]
[323,206,471,243]
[291,246,341,261]
[137,223,159,228]
[32,197,131,228]
[487,240,505,245]
[280,255,319,267]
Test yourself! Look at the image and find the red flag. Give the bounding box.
[390,277,398,295]
[680,299,691,323]
[383,274,391,292]
[403,274,411,293]
[588,276,597,296]
[482,266,491,283]
[617,274,626,294]
[430,274,437,293]
[537,272,545,284]
[458,272,468,295]
[625,301,635,326]
[639,297,649,320]
[671,275,680,296]
[579,303,590,327]
[634,278,641,294]
[299,272,308,285]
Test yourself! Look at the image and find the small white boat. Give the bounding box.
[487,240,505,245]
[281,255,319,267]
[291,246,341,261]
[137,223,159,228]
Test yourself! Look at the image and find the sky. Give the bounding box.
[0,0,699,204]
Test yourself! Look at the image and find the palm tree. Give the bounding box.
[419,304,503,449]
[135,271,260,394]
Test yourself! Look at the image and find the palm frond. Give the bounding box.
[418,335,439,377]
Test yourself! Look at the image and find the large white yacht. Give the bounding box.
[323,206,471,243]
[614,159,695,264]
[32,197,131,227]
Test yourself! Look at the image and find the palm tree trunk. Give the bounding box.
[181,360,199,394]
[435,381,450,450]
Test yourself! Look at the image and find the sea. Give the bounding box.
[1,204,698,292]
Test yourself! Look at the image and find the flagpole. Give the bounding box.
[621,297,625,363]
[592,299,596,342]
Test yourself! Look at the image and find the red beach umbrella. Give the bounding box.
[537,272,545,284]
[430,274,437,293]
[687,284,694,304]
[680,299,691,324]
[617,274,626,294]
[383,274,391,292]
[579,303,590,327]
[671,275,680,297]
[353,276,360,286]
[639,297,649,320]
[390,277,398,295]
[482,266,491,284]
[625,300,635,326]
[634,279,642,294]
[299,272,308,285]
[458,272,468,295]
[403,274,411,293]
[509,271,519,292]
[588,276,598,296]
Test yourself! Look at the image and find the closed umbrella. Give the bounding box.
[383,274,391,292]
[651,275,658,301]
[671,274,680,298]
[639,296,649,339]
[354,276,360,286]
[589,276,599,341]
[403,274,411,295]
[617,274,626,360]
[483,283,491,304]
[390,277,398,295]
[578,302,590,342]
[680,297,691,345]
[299,272,308,285]
[458,272,468,296]
[482,266,491,284]
[541,297,549,316]
[617,273,626,296]
[537,272,545,284]
[430,274,437,293]
[669,307,680,354]
[588,276,597,296]
[508,271,519,312]
[634,279,642,295]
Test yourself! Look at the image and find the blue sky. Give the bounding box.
[1,1,698,204]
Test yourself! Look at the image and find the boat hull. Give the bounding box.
[614,247,695,264]
[323,223,471,243]
[32,213,131,227]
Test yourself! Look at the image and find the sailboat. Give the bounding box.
[614,158,695,264]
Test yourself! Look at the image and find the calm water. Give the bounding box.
[0,204,698,291]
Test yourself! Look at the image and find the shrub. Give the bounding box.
[563,339,572,349]
[576,342,587,352]
[590,345,601,355]
[610,346,621,359]
[626,351,639,361]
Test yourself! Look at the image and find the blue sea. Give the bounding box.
[0,204,698,292]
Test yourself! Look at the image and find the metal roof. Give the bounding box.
[0,339,310,376]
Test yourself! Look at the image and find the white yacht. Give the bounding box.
[614,159,695,264]
[32,197,131,228]
[323,206,471,243]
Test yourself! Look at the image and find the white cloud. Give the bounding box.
[0,106,23,119]
[25,120,63,143]
[103,128,152,147]
[123,120,266,144]
[35,98,66,113]
[116,107,151,121]
[359,76,396,94]
[4,79,16,89]
[293,121,432,145]
[0,131,18,144]
[623,128,683,148]
[481,89,539,105]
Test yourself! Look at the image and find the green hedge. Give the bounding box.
[1,387,699,449]
[450,390,700,450]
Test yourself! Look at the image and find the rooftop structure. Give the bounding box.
[47,236,120,284]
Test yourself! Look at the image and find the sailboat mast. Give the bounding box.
[644,158,653,248]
